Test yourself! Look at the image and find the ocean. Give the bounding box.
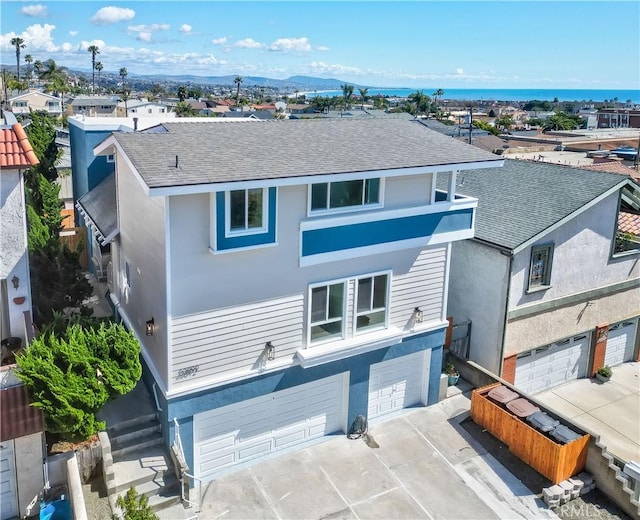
[303,88,640,103]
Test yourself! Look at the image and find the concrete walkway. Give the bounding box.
[534,361,640,464]
[197,386,558,520]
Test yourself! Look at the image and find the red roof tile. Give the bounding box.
[618,212,640,236]
[0,384,44,441]
[0,123,40,169]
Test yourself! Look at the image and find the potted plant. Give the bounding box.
[596,365,612,383]
[445,362,460,386]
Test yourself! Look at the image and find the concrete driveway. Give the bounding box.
[197,389,557,520]
[534,361,640,464]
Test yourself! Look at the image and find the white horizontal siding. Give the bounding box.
[171,295,303,388]
[390,246,447,329]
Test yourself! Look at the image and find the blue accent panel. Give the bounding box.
[427,345,443,406]
[215,188,277,250]
[302,208,473,257]
[347,362,370,432]
[69,126,115,219]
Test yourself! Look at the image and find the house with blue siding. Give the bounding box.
[86,118,503,483]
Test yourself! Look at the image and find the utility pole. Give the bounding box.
[468,106,473,145]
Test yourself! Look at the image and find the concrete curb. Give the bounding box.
[66,454,88,520]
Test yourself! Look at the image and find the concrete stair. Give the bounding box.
[103,412,196,518]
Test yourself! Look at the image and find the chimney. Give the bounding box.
[133,117,138,131]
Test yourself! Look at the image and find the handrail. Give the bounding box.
[151,382,162,412]
[180,471,202,513]
[173,418,200,513]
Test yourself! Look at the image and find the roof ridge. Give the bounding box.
[12,123,40,166]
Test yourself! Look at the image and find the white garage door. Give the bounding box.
[1,441,18,520]
[605,321,637,367]
[194,373,347,481]
[368,350,429,421]
[515,334,590,395]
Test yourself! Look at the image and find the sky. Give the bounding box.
[1,1,639,89]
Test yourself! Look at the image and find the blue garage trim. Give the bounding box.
[164,326,446,472]
[215,188,277,250]
[301,208,473,257]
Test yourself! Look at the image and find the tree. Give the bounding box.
[177,85,188,102]
[496,115,514,132]
[116,487,159,520]
[94,61,103,89]
[408,90,431,117]
[119,67,129,116]
[358,88,368,109]
[432,88,444,119]
[234,75,243,105]
[16,322,142,440]
[38,59,68,81]
[87,44,100,92]
[341,84,354,109]
[24,54,33,86]
[10,37,25,83]
[174,101,196,117]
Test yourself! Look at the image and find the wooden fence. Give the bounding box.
[59,227,88,270]
[471,383,590,484]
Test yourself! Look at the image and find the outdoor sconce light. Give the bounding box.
[145,318,155,336]
[265,341,276,361]
[11,276,19,289]
[414,307,424,323]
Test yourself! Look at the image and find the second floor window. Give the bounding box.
[528,244,553,290]
[228,188,266,234]
[356,274,388,331]
[310,282,345,343]
[311,179,380,212]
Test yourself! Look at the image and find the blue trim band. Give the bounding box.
[302,208,473,257]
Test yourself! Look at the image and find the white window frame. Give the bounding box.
[353,271,391,335]
[527,244,553,292]
[106,154,115,163]
[123,258,132,291]
[225,188,268,237]
[307,178,384,216]
[307,278,348,346]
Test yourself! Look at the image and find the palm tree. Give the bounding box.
[38,59,68,81]
[341,84,354,109]
[408,90,430,117]
[358,88,369,109]
[87,45,100,92]
[119,67,128,116]
[24,54,33,86]
[432,88,444,120]
[10,37,26,83]
[177,85,187,102]
[234,76,243,105]
[94,62,103,90]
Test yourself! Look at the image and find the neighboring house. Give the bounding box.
[0,111,45,520]
[83,118,503,483]
[597,109,640,129]
[68,96,118,117]
[447,160,640,395]
[117,100,171,117]
[8,90,62,116]
[286,103,315,115]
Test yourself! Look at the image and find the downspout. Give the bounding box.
[498,251,514,376]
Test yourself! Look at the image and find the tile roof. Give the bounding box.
[0,123,40,169]
[0,384,44,442]
[449,159,628,250]
[108,119,502,189]
[582,161,640,181]
[618,211,640,235]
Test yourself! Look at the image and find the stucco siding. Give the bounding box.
[504,286,640,356]
[509,192,639,309]
[116,160,168,386]
[447,240,509,373]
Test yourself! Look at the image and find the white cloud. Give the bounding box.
[69,30,78,37]
[21,4,47,17]
[233,38,264,49]
[179,24,192,34]
[1,24,60,53]
[91,6,135,25]
[211,36,227,45]
[316,45,330,51]
[127,24,170,43]
[456,68,464,75]
[308,61,363,76]
[267,37,311,52]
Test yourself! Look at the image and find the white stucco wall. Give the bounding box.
[0,169,32,341]
[509,192,639,309]
[447,240,510,373]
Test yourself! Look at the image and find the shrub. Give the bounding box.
[597,365,612,378]
[115,487,158,520]
[16,322,141,441]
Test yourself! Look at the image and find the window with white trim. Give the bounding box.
[106,154,115,163]
[124,259,132,291]
[355,274,388,332]
[528,244,553,290]
[310,178,381,212]
[309,282,345,343]
[226,188,266,235]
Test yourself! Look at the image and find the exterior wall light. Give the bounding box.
[11,276,19,289]
[145,318,155,336]
[414,307,424,323]
[265,341,276,361]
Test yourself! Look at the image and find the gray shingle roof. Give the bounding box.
[108,119,501,189]
[451,159,628,250]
